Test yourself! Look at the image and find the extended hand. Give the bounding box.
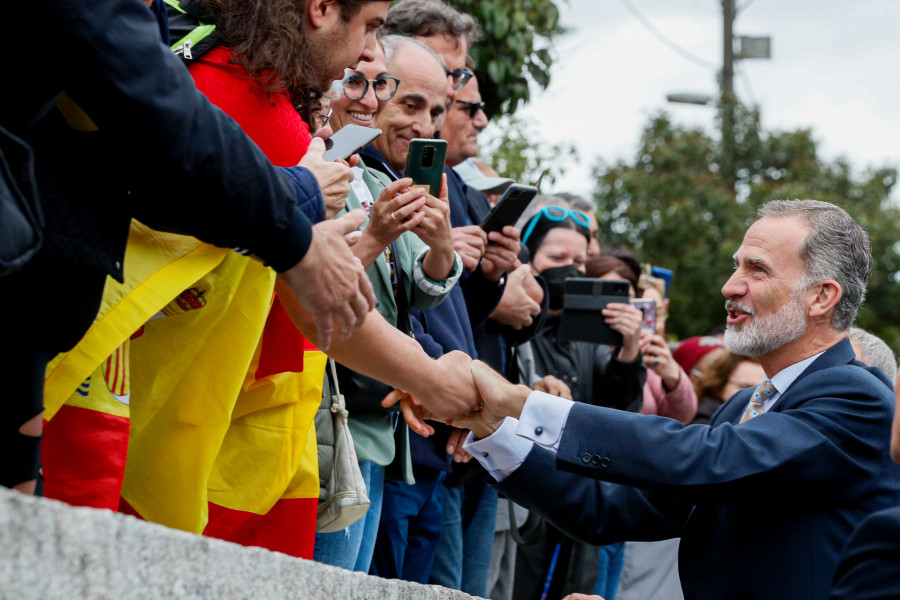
[279,209,375,351]
[300,137,353,219]
[382,350,479,420]
[451,360,531,439]
[533,374,573,400]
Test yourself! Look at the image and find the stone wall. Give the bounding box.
[0,488,483,600]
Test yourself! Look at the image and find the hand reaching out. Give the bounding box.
[533,374,573,400]
[278,209,375,351]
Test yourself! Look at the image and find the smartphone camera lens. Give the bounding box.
[422,145,435,168]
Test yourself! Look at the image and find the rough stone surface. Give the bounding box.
[0,488,483,600]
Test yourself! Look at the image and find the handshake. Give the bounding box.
[382,351,534,440]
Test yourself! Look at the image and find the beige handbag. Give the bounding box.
[315,358,370,533]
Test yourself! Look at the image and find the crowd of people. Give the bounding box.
[3,1,900,599]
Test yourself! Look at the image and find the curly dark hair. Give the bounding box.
[200,0,378,121]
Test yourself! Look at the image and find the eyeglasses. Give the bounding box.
[342,75,400,102]
[521,206,591,245]
[455,99,486,119]
[444,68,474,90]
[312,107,332,130]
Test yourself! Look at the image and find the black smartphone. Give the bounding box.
[322,124,382,162]
[405,138,447,195]
[559,278,631,345]
[479,183,538,235]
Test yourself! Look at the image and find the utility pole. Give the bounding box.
[721,0,736,189]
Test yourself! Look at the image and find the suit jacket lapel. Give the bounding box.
[714,337,856,425]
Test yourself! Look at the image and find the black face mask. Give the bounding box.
[540,264,582,310]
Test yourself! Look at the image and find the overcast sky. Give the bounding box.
[492,0,900,199]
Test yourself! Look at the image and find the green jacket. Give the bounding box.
[327,161,461,483]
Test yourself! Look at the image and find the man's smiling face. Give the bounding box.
[721,215,812,356]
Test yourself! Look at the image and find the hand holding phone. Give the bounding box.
[322,123,382,162]
[559,278,631,345]
[479,184,538,235]
[405,139,447,194]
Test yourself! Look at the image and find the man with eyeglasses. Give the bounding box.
[360,34,518,587]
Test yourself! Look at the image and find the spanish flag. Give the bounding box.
[42,222,230,510]
[203,324,325,558]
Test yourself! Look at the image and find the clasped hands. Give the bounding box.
[382,351,533,441]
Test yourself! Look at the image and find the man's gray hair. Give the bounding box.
[384,0,480,45]
[380,34,445,73]
[757,199,871,331]
[849,327,897,383]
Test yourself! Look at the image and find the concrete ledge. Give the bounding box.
[0,488,483,600]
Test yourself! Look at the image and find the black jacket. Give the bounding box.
[2,0,315,280]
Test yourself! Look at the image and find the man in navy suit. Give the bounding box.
[456,199,900,599]
[828,364,900,599]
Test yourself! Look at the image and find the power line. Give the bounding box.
[617,0,719,71]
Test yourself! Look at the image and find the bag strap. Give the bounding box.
[387,242,413,337]
[163,0,217,59]
[326,358,349,417]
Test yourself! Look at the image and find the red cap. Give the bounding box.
[673,336,725,373]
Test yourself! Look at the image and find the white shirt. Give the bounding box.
[465,352,826,482]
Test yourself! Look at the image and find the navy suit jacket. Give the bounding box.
[829,505,900,599]
[498,337,900,600]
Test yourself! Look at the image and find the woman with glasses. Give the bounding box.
[513,207,647,600]
[313,39,461,574]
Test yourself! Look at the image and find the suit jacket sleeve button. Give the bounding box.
[599,457,611,468]
[582,453,592,464]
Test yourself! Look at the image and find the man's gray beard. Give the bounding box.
[724,289,808,357]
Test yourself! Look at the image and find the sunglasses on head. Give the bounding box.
[521,206,591,245]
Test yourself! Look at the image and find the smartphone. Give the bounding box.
[559,278,631,345]
[405,138,447,195]
[479,184,538,235]
[650,265,674,297]
[322,123,382,162]
[631,299,657,333]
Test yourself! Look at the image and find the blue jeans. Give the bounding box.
[313,461,385,572]
[595,541,626,600]
[370,467,446,583]
[429,476,498,596]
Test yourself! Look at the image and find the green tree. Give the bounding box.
[451,0,566,117]
[480,114,577,186]
[592,105,900,350]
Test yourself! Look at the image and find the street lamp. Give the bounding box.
[665,93,714,106]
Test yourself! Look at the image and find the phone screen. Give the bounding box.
[322,124,382,162]
[631,299,657,333]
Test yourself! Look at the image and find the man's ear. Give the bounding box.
[306,0,339,30]
[808,280,842,322]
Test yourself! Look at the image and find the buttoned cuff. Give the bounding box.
[413,247,463,296]
[517,390,574,452]
[464,417,533,482]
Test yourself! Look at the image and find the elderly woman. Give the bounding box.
[313,38,461,573]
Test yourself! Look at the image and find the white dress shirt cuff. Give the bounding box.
[517,390,574,452]
[464,417,533,482]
